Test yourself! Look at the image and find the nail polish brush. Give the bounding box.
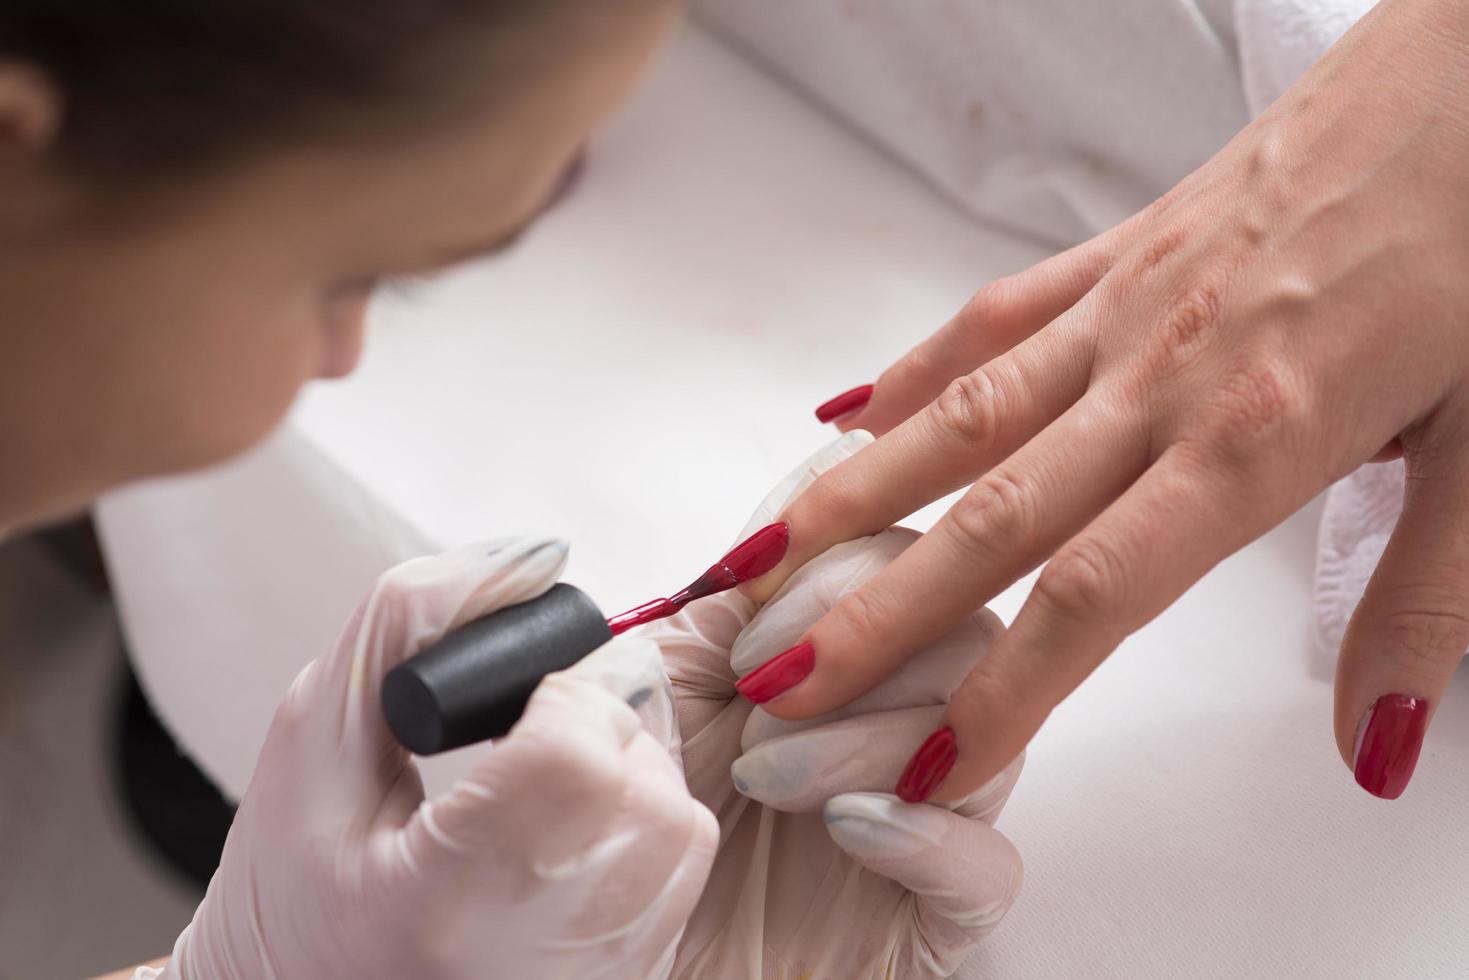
[382,522,788,755]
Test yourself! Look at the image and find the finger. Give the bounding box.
[825,234,1118,436]
[411,651,646,869]
[732,705,1023,819]
[913,445,1303,803]
[744,311,1100,605]
[612,784,719,974]
[743,394,1146,719]
[1333,443,1469,799]
[824,792,1023,973]
[279,537,568,818]
[558,732,716,930]
[652,429,878,745]
[729,528,990,692]
[737,428,876,540]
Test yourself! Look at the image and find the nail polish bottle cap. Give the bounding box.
[382,583,612,755]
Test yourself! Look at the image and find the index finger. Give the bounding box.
[740,310,1096,607]
[843,233,1117,436]
[734,392,1145,718]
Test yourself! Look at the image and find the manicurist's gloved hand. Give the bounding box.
[154,538,717,980]
[634,434,1024,979]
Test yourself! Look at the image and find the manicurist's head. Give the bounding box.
[0,0,677,532]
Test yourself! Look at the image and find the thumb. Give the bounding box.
[1333,441,1469,800]
[824,792,1023,972]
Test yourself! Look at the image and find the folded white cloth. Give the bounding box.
[1314,459,1406,656]
[695,0,1251,245]
[695,0,1371,247]
[1236,0,1376,116]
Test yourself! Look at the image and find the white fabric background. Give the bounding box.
[98,7,1469,978]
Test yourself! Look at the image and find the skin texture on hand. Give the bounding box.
[738,0,1469,804]
[635,435,1023,979]
[161,539,716,980]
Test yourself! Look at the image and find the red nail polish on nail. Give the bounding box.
[670,521,790,606]
[736,640,815,704]
[814,384,874,423]
[896,727,957,803]
[1354,694,1429,800]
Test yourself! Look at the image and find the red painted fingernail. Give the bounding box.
[814,384,874,423]
[721,521,791,581]
[896,727,957,803]
[670,521,791,606]
[1353,694,1429,800]
[736,640,815,704]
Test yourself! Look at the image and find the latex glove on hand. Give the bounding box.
[639,434,1024,979]
[158,538,717,980]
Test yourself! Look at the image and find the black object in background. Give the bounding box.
[113,666,235,891]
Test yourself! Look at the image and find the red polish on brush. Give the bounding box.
[605,521,790,634]
[386,523,793,757]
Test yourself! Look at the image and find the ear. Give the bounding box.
[0,63,60,153]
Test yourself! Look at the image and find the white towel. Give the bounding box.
[693,0,1253,246]
[1314,459,1405,655]
[694,0,1372,247]
[1236,0,1376,117]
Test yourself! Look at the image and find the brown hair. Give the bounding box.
[0,2,572,179]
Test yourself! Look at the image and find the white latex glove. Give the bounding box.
[637,434,1024,979]
[159,538,717,980]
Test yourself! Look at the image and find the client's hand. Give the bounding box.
[157,539,716,980]
[638,436,1024,979]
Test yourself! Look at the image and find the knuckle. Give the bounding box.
[1372,604,1469,677]
[270,660,321,736]
[826,586,894,645]
[950,668,1025,723]
[1133,227,1188,275]
[958,280,1012,329]
[1202,357,1310,454]
[791,467,849,523]
[361,561,435,626]
[1147,277,1226,374]
[516,727,624,789]
[1034,538,1127,623]
[932,368,1005,450]
[946,471,1035,559]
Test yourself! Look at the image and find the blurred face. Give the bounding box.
[0,2,676,532]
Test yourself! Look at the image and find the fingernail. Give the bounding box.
[814,384,874,423]
[1353,694,1429,800]
[735,640,815,704]
[896,727,957,803]
[721,521,791,581]
[670,521,790,606]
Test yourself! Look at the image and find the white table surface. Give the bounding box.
[96,23,1469,980]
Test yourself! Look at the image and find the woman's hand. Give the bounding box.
[636,435,1023,978]
[160,539,716,980]
[736,0,1469,803]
